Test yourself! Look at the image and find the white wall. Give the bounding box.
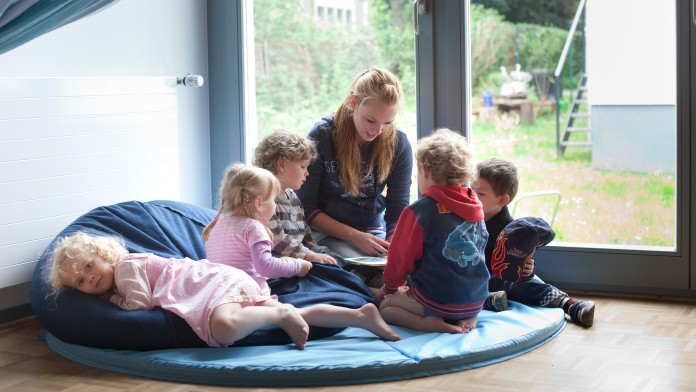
[0,0,211,207]
[0,0,210,312]
[586,0,675,105]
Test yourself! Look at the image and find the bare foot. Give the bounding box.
[424,316,465,333]
[278,304,309,349]
[456,315,478,333]
[356,304,401,341]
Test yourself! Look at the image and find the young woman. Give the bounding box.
[296,66,413,261]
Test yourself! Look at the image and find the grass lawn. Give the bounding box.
[471,111,676,248]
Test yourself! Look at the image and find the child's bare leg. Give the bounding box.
[210,300,309,349]
[379,289,463,333]
[261,299,310,349]
[296,303,400,341]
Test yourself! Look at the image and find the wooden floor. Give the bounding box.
[2,296,696,391]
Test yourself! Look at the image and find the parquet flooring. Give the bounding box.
[1,296,696,391]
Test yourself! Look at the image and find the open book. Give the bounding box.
[345,256,387,267]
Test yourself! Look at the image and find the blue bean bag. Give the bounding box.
[30,200,375,350]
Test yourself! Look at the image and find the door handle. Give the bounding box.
[413,0,427,35]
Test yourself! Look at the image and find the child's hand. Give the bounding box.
[297,259,313,277]
[371,287,387,303]
[100,288,117,302]
[522,258,535,278]
[305,251,337,264]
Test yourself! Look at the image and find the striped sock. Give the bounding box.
[561,298,576,314]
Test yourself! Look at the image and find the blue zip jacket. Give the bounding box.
[296,114,413,237]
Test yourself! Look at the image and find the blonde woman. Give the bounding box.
[296,66,413,265]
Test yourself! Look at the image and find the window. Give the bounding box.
[249,0,418,197]
[208,0,695,294]
[469,0,677,250]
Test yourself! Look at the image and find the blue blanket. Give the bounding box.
[30,200,375,350]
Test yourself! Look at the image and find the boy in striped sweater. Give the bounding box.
[254,130,337,264]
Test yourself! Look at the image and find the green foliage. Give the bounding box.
[368,0,416,109]
[473,114,675,247]
[253,0,416,141]
[469,5,584,95]
[470,4,515,91]
[516,23,584,91]
[601,179,628,198]
[472,0,581,28]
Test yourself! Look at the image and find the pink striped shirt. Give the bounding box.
[205,214,303,292]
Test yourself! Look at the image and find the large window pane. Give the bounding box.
[250,0,417,194]
[469,0,676,249]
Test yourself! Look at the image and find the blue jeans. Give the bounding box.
[488,274,567,307]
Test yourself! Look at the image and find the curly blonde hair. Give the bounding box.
[47,232,128,298]
[253,130,317,173]
[417,128,476,186]
[333,66,403,196]
[202,164,282,240]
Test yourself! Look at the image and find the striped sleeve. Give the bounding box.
[268,191,312,258]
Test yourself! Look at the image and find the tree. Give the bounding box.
[470,5,515,92]
[471,0,580,28]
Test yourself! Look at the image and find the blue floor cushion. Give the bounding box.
[45,302,565,386]
[31,200,566,386]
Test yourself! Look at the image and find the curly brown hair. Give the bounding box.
[253,130,317,173]
[416,128,476,186]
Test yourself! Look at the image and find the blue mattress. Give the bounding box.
[31,199,566,386]
[45,302,565,386]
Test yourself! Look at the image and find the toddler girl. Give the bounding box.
[49,231,398,350]
[48,232,310,348]
[202,163,400,344]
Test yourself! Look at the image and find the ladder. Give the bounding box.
[559,73,591,157]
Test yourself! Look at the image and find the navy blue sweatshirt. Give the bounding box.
[296,114,413,237]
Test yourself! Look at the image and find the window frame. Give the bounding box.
[207,0,695,296]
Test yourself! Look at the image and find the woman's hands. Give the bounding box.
[308,213,389,257]
[350,231,390,256]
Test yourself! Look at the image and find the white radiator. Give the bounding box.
[0,76,180,288]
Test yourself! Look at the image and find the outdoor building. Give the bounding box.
[586,0,675,173]
[305,0,369,31]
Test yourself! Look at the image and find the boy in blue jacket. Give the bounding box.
[376,128,490,333]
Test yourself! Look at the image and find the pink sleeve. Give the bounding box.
[250,241,302,279]
[110,258,154,310]
[382,208,423,294]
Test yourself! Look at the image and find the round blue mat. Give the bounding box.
[32,200,566,386]
[45,302,565,387]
